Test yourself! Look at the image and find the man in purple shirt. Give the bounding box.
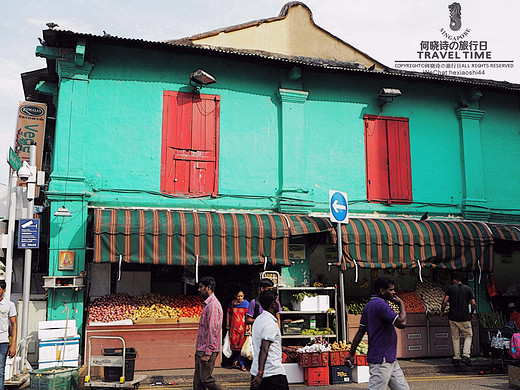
[246,279,281,327]
[346,277,409,390]
[194,277,229,390]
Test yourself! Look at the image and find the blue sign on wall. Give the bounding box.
[329,190,349,223]
[18,219,40,249]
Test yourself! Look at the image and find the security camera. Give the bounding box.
[17,161,32,182]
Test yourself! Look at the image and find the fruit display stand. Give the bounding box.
[85,320,205,370]
[427,315,479,357]
[86,293,205,370]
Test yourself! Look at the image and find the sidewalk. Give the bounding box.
[78,357,496,388]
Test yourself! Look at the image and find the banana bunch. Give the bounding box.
[330,340,350,351]
[359,279,369,289]
[313,282,324,287]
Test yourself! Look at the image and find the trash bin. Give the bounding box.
[30,366,79,390]
[102,347,137,382]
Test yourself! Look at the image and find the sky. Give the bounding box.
[1,0,519,186]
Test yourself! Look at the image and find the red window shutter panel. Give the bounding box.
[387,118,412,203]
[364,115,390,201]
[161,91,219,197]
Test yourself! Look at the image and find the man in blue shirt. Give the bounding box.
[346,277,409,390]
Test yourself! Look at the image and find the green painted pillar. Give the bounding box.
[277,88,311,213]
[457,108,489,220]
[45,52,93,332]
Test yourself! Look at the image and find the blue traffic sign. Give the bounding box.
[329,190,349,223]
[18,219,40,249]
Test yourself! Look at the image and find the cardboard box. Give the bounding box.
[38,320,77,330]
[317,295,330,311]
[38,327,78,340]
[39,337,80,362]
[352,366,370,383]
[329,365,352,384]
[283,362,304,383]
[292,296,318,311]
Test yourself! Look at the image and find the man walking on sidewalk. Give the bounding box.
[250,290,296,390]
[345,277,409,390]
[441,272,476,366]
[0,280,17,390]
[194,277,229,390]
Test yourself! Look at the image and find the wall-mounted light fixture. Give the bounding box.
[378,88,402,110]
[189,69,217,91]
[54,206,72,217]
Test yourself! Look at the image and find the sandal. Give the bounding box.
[232,362,240,369]
[240,366,247,371]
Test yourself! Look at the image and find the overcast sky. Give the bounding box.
[1,0,519,185]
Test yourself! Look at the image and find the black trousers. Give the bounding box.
[250,374,289,390]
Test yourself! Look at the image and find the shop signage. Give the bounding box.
[14,101,47,186]
[329,190,349,223]
[18,218,40,248]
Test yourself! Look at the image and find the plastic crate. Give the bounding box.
[102,347,137,381]
[298,351,329,367]
[304,366,329,386]
[30,366,79,390]
[329,365,352,384]
[329,350,349,366]
[355,354,367,366]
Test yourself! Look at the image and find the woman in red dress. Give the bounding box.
[226,290,249,370]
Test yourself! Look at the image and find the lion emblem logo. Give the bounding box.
[448,2,462,31]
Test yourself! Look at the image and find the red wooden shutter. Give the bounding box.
[364,115,390,201]
[161,91,220,196]
[387,118,412,203]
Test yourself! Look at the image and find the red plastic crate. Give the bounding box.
[355,354,367,366]
[304,366,329,386]
[329,350,349,366]
[298,352,329,367]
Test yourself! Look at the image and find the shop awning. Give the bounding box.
[339,218,494,272]
[92,208,332,266]
[486,223,520,241]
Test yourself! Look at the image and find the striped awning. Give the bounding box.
[486,223,520,241]
[339,218,494,272]
[92,208,332,266]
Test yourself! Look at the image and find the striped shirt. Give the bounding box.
[195,293,223,355]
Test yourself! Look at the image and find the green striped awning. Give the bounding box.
[486,223,520,241]
[339,218,494,272]
[92,209,332,266]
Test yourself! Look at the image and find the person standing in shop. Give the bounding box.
[246,279,280,327]
[0,280,17,390]
[226,289,249,371]
[194,277,229,390]
[345,277,409,390]
[250,289,297,390]
[441,272,476,367]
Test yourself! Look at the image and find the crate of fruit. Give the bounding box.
[329,350,349,366]
[298,351,329,367]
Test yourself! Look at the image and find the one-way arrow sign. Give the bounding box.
[329,190,349,224]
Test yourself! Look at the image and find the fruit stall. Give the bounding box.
[346,279,479,359]
[85,292,204,370]
[282,337,369,385]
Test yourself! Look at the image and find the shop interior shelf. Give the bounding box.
[282,334,337,339]
[278,287,336,291]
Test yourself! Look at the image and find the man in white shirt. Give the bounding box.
[250,290,296,390]
[0,280,17,389]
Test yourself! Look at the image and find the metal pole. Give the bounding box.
[21,145,36,361]
[337,222,347,341]
[4,170,18,301]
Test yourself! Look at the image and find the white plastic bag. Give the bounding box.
[223,331,232,358]
[241,335,254,360]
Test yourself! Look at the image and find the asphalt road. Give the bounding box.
[136,373,510,390]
